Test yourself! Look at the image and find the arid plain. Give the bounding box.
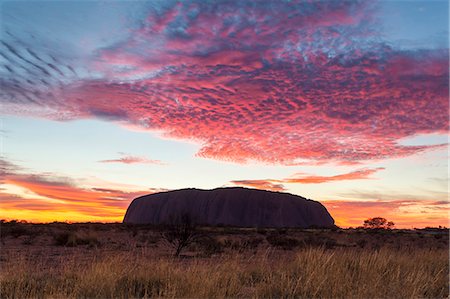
[1,221,448,298]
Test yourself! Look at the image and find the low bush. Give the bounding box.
[225,237,264,252]
[195,236,224,256]
[1,222,33,238]
[303,235,337,249]
[53,231,100,247]
[266,234,300,250]
[356,239,368,248]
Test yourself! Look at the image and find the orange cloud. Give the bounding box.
[0,159,162,223]
[231,167,384,190]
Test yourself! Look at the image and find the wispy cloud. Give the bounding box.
[99,153,166,165]
[285,168,385,184]
[231,167,385,191]
[229,180,286,192]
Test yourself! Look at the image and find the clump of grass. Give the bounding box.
[1,247,447,298]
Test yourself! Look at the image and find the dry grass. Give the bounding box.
[1,222,448,298]
[1,246,448,298]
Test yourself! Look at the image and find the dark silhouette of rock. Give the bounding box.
[123,187,334,228]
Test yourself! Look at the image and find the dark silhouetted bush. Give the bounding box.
[356,239,367,248]
[54,232,76,246]
[266,234,300,250]
[195,236,224,255]
[161,214,201,257]
[53,231,99,247]
[1,221,33,238]
[304,235,338,249]
[363,217,395,229]
[255,227,267,235]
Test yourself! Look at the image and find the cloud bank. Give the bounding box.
[1,1,448,165]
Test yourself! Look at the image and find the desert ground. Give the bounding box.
[0,221,448,298]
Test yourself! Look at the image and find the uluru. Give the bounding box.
[123,187,334,228]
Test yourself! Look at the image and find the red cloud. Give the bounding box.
[2,1,448,165]
[231,167,384,191]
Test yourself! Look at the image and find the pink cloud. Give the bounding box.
[230,180,286,192]
[285,168,385,184]
[2,1,448,165]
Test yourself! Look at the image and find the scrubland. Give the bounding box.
[0,221,448,298]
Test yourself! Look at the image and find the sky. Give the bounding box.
[0,0,448,228]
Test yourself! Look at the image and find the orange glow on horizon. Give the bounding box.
[323,200,449,229]
[0,208,123,223]
[1,176,448,228]
[0,177,144,223]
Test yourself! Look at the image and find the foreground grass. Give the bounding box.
[1,247,448,298]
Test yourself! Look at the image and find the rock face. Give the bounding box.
[123,187,334,228]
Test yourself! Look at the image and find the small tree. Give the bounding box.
[363,217,395,229]
[161,213,200,257]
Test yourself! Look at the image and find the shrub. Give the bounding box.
[138,232,160,245]
[195,236,224,256]
[266,234,300,250]
[276,228,288,235]
[303,235,338,249]
[1,222,33,238]
[255,227,267,235]
[245,236,264,249]
[22,236,34,245]
[225,237,264,252]
[161,214,201,257]
[54,232,76,246]
[53,231,99,247]
[356,239,368,248]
